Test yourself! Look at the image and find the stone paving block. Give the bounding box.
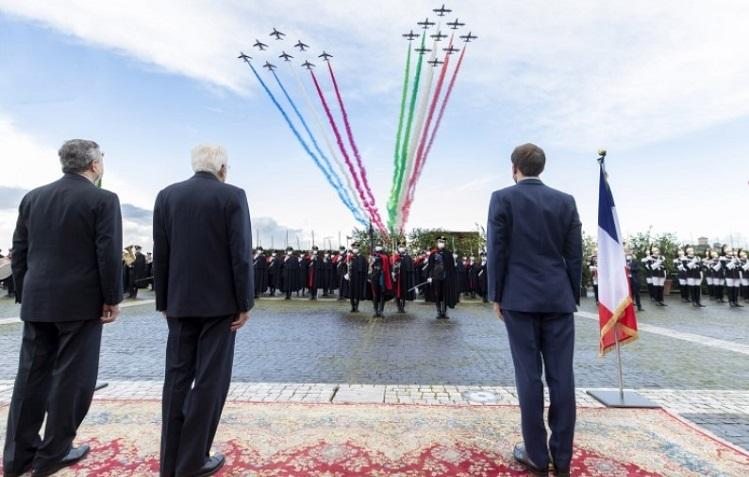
[333,385,385,404]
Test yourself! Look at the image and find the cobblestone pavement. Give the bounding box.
[1,291,747,451]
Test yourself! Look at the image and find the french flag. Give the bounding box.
[597,157,639,356]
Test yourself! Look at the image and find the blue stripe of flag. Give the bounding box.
[598,163,619,243]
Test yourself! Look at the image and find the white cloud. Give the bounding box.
[0,116,61,189]
[2,0,749,150]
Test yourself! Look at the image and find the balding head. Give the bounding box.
[511,143,546,178]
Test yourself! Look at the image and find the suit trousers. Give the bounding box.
[160,315,236,477]
[3,319,102,473]
[503,310,576,471]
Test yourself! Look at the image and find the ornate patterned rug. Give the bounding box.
[1,400,747,476]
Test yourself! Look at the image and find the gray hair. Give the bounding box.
[191,144,228,175]
[59,139,102,174]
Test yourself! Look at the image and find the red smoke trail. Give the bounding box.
[310,69,388,235]
[326,62,386,231]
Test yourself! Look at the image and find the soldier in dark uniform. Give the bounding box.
[392,242,415,313]
[454,255,467,298]
[322,251,334,297]
[280,247,301,300]
[345,243,368,312]
[335,247,347,300]
[253,247,268,299]
[426,236,458,319]
[625,251,644,311]
[307,246,323,300]
[299,251,309,297]
[469,256,482,299]
[369,242,393,317]
[267,252,280,297]
[478,253,489,303]
[684,246,705,308]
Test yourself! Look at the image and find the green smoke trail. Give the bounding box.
[391,33,427,233]
[387,41,414,232]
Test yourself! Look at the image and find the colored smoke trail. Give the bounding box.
[242,60,367,226]
[309,69,388,235]
[326,61,386,233]
[288,63,367,219]
[393,33,428,231]
[401,36,454,220]
[400,45,468,227]
[396,34,440,230]
[386,41,414,232]
[270,69,367,225]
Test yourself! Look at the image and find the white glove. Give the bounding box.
[344,273,350,281]
[427,277,433,284]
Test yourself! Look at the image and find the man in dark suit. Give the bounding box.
[486,143,582,477]
[3,139,123,477]
[153,144,254,477]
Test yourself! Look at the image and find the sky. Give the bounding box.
[1,0,748,252]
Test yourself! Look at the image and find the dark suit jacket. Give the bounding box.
[153,172,254,317]
[486,178,582,313]
[12,173,123,322]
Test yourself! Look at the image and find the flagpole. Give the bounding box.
[614,324,625,401]
[587,149,659,409]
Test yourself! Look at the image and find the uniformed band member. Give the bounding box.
[625,251,644,311]
[345,243,368,312]
[253,247,269,298]
[684,246,705,308]
[675,249,689,303]
[280,247,301,300]
[392,242,415,313]
[740,249,749,303]
[369,242,393,317]
[642,254,654,302]
[709,249,725,303]
[645,246,668,306]
[426,236,458,319]
[723,245,744,308]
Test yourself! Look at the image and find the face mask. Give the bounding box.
[625,255,632,260]
[437,243,445,250]
[286,251,292,256]
[375,246,383,252]
[398,247,406,253]
[353,248,360,254]
[271,253,276,257]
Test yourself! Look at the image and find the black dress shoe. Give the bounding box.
[512,444,548,476]
[32,445,90,477]
[4,463,32,477]
[186,454,225,477]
